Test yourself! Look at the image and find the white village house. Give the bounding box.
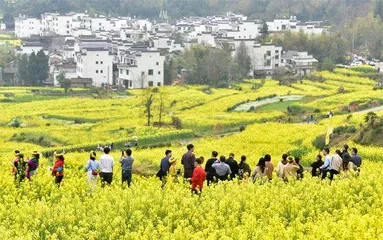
[118,49,165,88]
[15,16,41,38]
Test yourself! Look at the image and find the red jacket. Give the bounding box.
[52,160,64,177]
[191,166,206,190]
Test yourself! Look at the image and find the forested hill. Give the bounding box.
[0,0,376,25]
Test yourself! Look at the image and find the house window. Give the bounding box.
[156,62,159,66]
[126,70,129,75]
[148,69,153,75]
[149,81,154,86]
[129,80,132,87]
[96,70,99,73]
[267,51,271,56]
[158,71,161,75]
[275,64,279,68]
[100,61,103,64]
[96,61,99,64]
[141,71,145,76]
[127,34,131,38]
[100,70,103,73]
[157,82,161,86]
[120,69,122,74]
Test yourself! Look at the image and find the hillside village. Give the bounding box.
[2,12,322,88]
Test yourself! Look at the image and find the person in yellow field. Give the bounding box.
[282,157,299,182]
[168,157,179,183]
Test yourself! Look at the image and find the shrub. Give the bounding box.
[239,125,246,132]
[8,118,22,128]
[312,134,326,149]
[172,116,182,129]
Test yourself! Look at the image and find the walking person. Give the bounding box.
[99,147,114,187]
[225,153,238,180]
[349,147,362,170]
[52,154,64,187]
[120,149,134,187]
[157,150,173,187]
[26,151,40,181]
[191,157,206,196]
[181,144,196,179]
[341,144,351,171]
[212,156,232,181]
[320,148,331,180]
[311,154,324,177]
[85,151,99,191]
[238,155,251,180]
[205,151,218,186]
[264,154,274,181]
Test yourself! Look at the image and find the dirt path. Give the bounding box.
[354,105,383,114]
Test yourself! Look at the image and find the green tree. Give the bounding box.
[56,72,71,93]
[18,54,29,85]
[234,41,252,80]
[35,50,49,85]
[142,88,155,126]
[374,0,383,19]
[27,52,38,86]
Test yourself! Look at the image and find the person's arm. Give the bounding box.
[320,159,329,170]
[119,157,123,164]
[227,165,232,175]
[191,168,197,183]
[212,161,219,168]
[190,154,196,168]
[85,160,90,171]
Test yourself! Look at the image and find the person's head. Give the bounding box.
[294,156,300,164]
[322,147,330,156]
[240,155,247,164]
[187,144,194,152]
[287,156,294,164]
[343,144,349,152]
[14,150,20,157]
[282,153,288,162]
[195,157,204,166]
[335,149,341,156]
[126,148,132,156]
[264,154,271,162]
[257,158,266,170]
[104,147,111,154]
[90,151,96,160]
[56,154,64,161]
[32,151,40,159]
[212,151,218,158]
[219,156,226,162]
[316,154,322,162]
[165,150,172,157]
[351,148,358,155]
[18,153,24,160]
[199,156,205,162]
[229,153,234,158]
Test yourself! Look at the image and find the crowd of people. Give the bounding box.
[11,144,362,193]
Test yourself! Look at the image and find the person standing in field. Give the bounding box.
[11,150,20,177]
[181,144,196,179]
[264,154,274,181]
[320,148,331,179]
[238,155,251,180]
[120,149,134,187]
[158,149,174,187]
[295,157,304,180]
[252,157,267,182]
[205,151,218,186]
[52,154,65,187]
[85,151,99,191]
[349,148,362,170]
[168,157,179,183]
[13,152,27,185]
[191,157,206,195]
[276,154,288,179]
[341,144,351,171]
[311,154,324,177]
[225,153,238,180]
[26,151,40,181]
[328,150,342,180]
[282,157,299,181]
[212,156,232,181]
[99,147,114,187]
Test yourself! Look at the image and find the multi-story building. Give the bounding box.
[282,51,318,76]
[15,16,41,38]
[76,40,113,87]
[118,50,165,88]
[252,43,283,76]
